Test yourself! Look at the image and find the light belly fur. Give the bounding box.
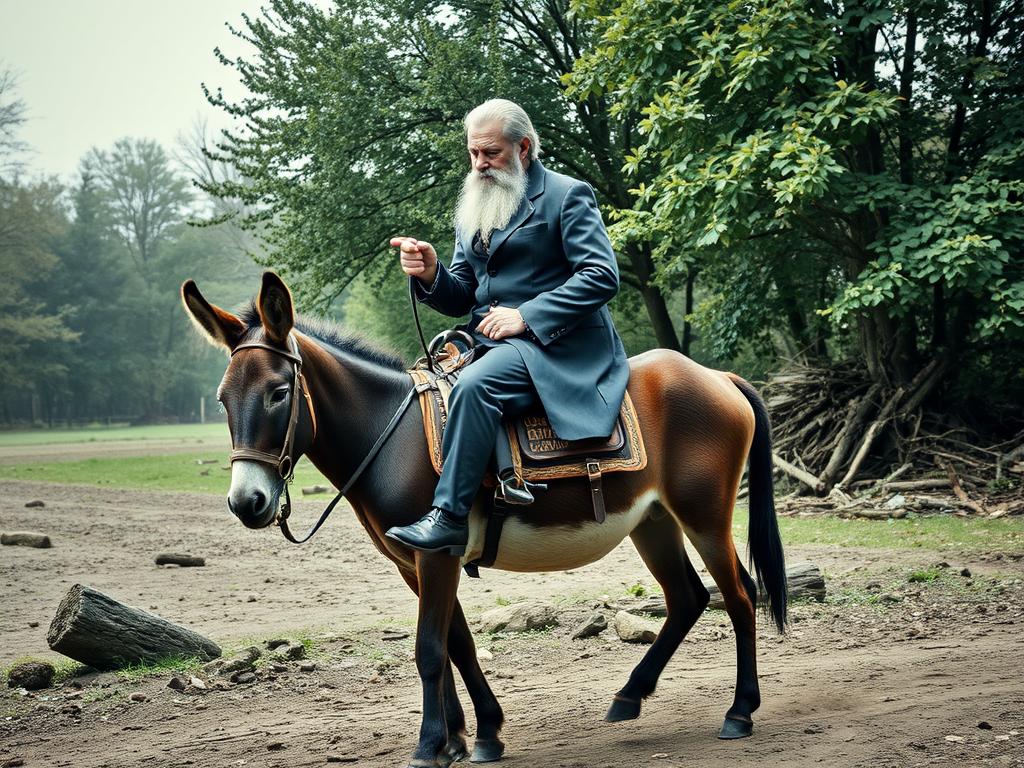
[462,489,659,573]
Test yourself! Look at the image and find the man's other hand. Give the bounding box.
[391,236,438,285]
[477,306,526,340]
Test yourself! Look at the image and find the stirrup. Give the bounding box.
[495,472,547,506]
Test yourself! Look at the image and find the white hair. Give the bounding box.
[464,99,541,160]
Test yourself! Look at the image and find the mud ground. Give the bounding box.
[1,477,1022,768]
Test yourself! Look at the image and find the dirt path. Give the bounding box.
[2,480,1022,767]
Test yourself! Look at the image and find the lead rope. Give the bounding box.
[410,276,437,374]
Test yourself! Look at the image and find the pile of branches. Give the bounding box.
[758,359,1024,519]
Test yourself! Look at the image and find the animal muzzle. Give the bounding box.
[227,461,280,528]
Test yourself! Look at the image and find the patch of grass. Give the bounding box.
[0,422,230,447]
[732,506,1024,553]
[0,452,330,494]
[626,583,648,598]
[909,568,941,583]
[115,655,204,683]
[495,596,511,606]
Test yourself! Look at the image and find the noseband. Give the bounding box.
[228,334,317,480]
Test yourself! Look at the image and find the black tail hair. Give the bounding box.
[732,377,788,633]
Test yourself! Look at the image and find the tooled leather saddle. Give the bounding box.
[408,337,647,536]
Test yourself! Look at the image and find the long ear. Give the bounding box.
[181,279,246,352]
[257,270,295,344]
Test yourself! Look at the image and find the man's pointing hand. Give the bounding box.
[391,236,438,285]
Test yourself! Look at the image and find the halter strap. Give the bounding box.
[228,334,315,480]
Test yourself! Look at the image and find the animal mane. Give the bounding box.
[237,301,407,372]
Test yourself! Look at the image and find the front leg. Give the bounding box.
[409,552,462,768]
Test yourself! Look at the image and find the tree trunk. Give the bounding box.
[624,243,680,351]
[47,584,221,670]
[681,269,695,356]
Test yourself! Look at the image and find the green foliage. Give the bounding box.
[569,0,1023,396]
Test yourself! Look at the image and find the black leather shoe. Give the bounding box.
[384,508,468,556]
[496,470,535,505]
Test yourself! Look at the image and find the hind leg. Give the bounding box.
[606,508,710,722]
[685,527,761,739]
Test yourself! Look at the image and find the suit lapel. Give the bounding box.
[486,159,547,259]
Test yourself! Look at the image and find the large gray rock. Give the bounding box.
[479,601,559,633]
[613,611,660,644]
[6,661,55,690]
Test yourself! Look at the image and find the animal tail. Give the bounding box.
[731,376,788,633]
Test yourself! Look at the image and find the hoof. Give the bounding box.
[605,694,641,722]
[718,716,753,740]
[469,737,505,763]
[440,737,469,766]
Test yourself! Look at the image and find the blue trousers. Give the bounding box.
[432,343,539,518]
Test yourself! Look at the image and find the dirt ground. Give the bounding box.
[1,476,1023,768]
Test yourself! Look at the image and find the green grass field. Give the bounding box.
[0,422,229,447]
[0,452,331,494]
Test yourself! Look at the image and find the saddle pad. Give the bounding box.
[409,353,647,483]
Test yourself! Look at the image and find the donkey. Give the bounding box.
[182,271,787,768]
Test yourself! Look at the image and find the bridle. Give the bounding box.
[228,332,418,544]
[229,334,317,481]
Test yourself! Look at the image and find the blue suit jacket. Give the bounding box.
[416,159,629,441]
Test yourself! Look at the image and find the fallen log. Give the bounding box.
[1,531,52,548]
[820,384,882,489]
[155,553,205,567]
[837,387,905,490]
[773,455,825,494]
[616,562,825,615]
[301,485,330,495]
[47,584,220,670]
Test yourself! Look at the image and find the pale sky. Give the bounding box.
[0,0,331,181]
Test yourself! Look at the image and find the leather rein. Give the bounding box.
[228,333,417,544]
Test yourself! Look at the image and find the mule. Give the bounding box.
[181,271,787,768]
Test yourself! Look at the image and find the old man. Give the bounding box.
[385,98,629,554]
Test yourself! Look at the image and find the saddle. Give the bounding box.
[407,337,648,523]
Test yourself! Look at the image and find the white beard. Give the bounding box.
[454,154,528,246]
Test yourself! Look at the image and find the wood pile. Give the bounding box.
[756,360,1023,519]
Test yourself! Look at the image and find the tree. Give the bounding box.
[570,0,1023,391]
[201,0,683,349]
[0,69,27,176]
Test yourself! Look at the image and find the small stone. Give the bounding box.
[651,753,669,759]
[476,648,493,662]
[231,671,256,684]
[246,593,259,603]
[977,721,992,729]
[60,701,82,716]
[266,638,290,650]
[381,630,409,641]
[478,601,559,633]
[129,692,148,703]
[883,494,906,510]
[267,741,285,751]
[613,611,660,644]
[878,592,903,604]
[202,659,224,676]
[24,500,45,508]
[945,735,965,743]
[271,663,289,673]
[2,757,26,767]
[994,735,1010,741]
[167,676,186,691]
[326,756,359,763]
[865,582,882,592]
[299,662,317,673]
[960,568,972,578]
[273,642,306,661]
[27,621,39,628]
[571,612,608,640]
[6,661,55,691]
[934,561,950,568]
[188,676,206,690]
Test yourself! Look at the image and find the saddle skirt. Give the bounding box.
[408,342,647,486]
